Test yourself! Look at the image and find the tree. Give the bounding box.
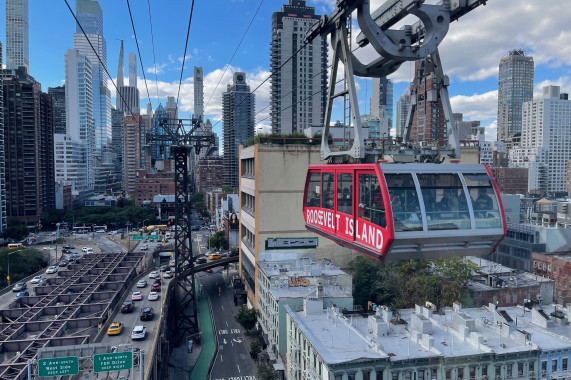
[209,231,228,250]
[5,219,29,241]
[257,363,279,380]
[235,305,258,331]
[250,338,262,359]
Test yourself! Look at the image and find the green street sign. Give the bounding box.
[150,234,158,240]
[38,356,79,377]
[132,235,142,240]
[94,352,133,373]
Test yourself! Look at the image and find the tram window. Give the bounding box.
[463,174,502,229]
[384,174,422,232]
[357,173,386,228]
[305,172,321,207]
[337,173,353,215]
[417,173,470,230]
[322,173,335,210]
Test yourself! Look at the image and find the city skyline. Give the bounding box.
[0,1,570,141]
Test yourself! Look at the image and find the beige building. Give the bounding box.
[239,144,359,306]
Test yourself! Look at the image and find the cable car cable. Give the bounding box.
[126,0,152,107]
[176,0,196,109]
[146,0,161,106]
[204,0,266,112]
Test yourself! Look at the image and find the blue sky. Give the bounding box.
[2,0,571,141]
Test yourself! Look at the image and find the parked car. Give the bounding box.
[12,282,27,292]
[148,292,159,301]
[139,307,154,321]
[140,244,149,251]
[136,279,147,288]
[131,291,143,301]
[81,247,89,252]
[46,266,58,274]
[120,301,134,313]
[131,325,147,340]
[14,290,29,300]
[107,321,124,336]
[30,276,43,284]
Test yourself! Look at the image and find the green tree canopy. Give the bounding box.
[235,305,258,331]
[209,231,228,250]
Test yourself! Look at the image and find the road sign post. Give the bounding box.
[94,351,133,373]
[38,356,79,377]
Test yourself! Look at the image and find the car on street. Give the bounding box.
[139,307,154,321]
[12,282,27,292]
[195,257,207,265]
[131,291,143,301]
[46,266,58,274]
[136,279,147,288]
[108,230,118,235]
[63,245,71,249]
[62,248,71,254]
[30,276,43,284]
[96,229,105,233]
[59,259,68,267]
[208,253,222,260]
[120,301,134,313]
[164,270,173,278]
[69,245,76,249]
[148,292,159,301]
[151,283,160,292]
[131,325,147,340]
[148,271,159,279]
[14,290,29,300]
[81,247,89,252]
[229,250,239,257]
[160,265,168,272]
[107,322,124,336]
[153,278,162,286]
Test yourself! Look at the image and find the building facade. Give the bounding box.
[510,86,571,194]
[490,167,528,195]
[194,66,203,120]
[2,68,55,224]
[5,0,29,71]
[116,41,140,115]
[197,156,224,194]
[370,77,393,128]
[239,144,360,307]
[54,134,90,201]
[48,85,66,134]
[395,88,411,139]
[497,49,534,145]
[407,57,447,148]
[122,113,151,196]
[134,169,175,207]
[223,72,254,188]
[73,0,113,184]
[0,42,7,234]
[270,0,327,134]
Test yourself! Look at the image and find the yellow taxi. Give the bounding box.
[107,321,124,336]
[208,253,222,260]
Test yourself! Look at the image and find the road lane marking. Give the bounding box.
[237,365,240,373]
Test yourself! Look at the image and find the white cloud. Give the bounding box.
[483,120,497,142]
[534,76,571,97]
[147,63,167,75]
[450,90,498,121]
[177,55,191,63]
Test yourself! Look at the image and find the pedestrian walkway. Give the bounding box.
[190,281,215,379]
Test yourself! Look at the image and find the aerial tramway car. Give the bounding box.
[303,163,506,262]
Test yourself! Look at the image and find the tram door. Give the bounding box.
[334,171,354,238]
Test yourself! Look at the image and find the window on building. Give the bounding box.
[552,359,558,372]
[542,360,547,372]
[563,358,568,371]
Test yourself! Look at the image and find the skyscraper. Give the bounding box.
[223,72,254,188]
[64,48,95,197]
[111,108,124,184]
[73,0,112,161]
[396,88,411,139]
[510,86,571,194]
[5,0,29,71]
[497,50,534,145]
[0,42,7,234]
[2,68,55,224]
[270,0,327,134]
[48,85,66,134]
[194,66,204,120]
[370,77,393,127]
[116,41,140,115]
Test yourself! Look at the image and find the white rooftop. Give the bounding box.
[286,302,571,366]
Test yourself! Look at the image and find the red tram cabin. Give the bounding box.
[303,163,506,262]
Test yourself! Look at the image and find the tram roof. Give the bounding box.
[378,163,490,174]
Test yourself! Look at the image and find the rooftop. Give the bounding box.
[286,301,571,366]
